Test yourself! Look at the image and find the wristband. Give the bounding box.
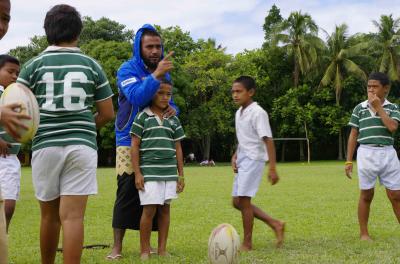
[345,161,353,165]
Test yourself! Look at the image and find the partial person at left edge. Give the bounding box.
[0,0,30,141]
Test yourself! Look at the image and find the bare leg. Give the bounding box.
[358,189,374,240]
[4,199,16,232]
[140,205,157,260]
[386,189,400,223]
[233,196,254,251]
[157,204,170,256]
[39,198,61,264]
[107,228,125,258]
[233,197,285,248]
[59,195,88,264]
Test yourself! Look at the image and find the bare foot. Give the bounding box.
[360,235,372,241]
[239,244,252,252]
[140,253,150,261]
[106,246,122,260]
[274,221,285,248]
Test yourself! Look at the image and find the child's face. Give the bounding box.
[0,62,19,87]
[152,83,172,110]
[367,79,388,100]
[231,82,254,106]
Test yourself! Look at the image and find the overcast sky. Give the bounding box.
[1,0,400,55]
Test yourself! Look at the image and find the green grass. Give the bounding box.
[7,161,400,263]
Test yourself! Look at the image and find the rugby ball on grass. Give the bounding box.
[0,83,39,143]
[208,223,240,264]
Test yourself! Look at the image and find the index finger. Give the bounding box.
[163,51,174,60]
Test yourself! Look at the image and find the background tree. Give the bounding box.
[263,4,283,46]
[320,24,367,159]
[274,11,323,87]
[372,14,400,81]
[181,40,233,161]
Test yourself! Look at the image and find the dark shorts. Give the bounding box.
[112,173,158,230]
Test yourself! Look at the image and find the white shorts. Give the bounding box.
[357,145,400,190]
[232,153,265,197]
[32,145,98,201]
[139,181,177,205]
[0,155,21,200]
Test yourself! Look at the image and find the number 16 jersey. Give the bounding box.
[17,46,113,151]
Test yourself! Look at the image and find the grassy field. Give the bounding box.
[7,161,400,263]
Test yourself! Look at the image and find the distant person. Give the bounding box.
[200,160,208,166]
[131,80,185,260]
[108,24,178,259]
[208,159,215,166]
[345,72,400,241]
[231,76,285,251]
[185,152,195,163]
[17,5,114,263]
[0,55,21,233]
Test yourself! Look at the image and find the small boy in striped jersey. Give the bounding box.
[346,72,400,241]
[130,80,185,260]
[0,55,21,233]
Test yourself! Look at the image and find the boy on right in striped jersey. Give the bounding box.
[130,79,185,260]
[346,72,400,241]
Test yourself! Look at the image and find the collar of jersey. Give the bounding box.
[44,46,81,52]
[361,99,391,108]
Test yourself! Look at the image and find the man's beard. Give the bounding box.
[143,57,159,70]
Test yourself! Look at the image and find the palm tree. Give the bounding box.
[274,11,323,87]
[320,24,367,160]
[372,14,400,81]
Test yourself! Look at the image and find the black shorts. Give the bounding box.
[112,173,158,230]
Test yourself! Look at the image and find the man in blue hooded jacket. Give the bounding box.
[107,24,178,259]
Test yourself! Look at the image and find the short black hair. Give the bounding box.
[141,29,161,39]
[0,54,19,69]
[233,76,256,91]
[44,4,82,45]
[368,72,390,86]
[160,77,172,86]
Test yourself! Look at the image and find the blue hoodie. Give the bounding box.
[115,24,178,147]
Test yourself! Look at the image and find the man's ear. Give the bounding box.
[249,88,256,97]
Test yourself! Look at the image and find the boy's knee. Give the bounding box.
[360,190,374,203]
[232,198,240,210]
[159,205,170,215]
[142,206,157,218]
[387,190,400,202]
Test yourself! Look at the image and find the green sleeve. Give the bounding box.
[16,65,32,88]
[173,117,185,141]
[348,105,360,128]
[130,112,145,138]
[390,105,400,122]
[93,63,113,101]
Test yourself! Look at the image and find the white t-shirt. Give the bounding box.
[235,102,272,161]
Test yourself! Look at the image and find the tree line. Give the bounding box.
[8,5,400,163]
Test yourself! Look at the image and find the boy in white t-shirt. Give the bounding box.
[231,76,285,251]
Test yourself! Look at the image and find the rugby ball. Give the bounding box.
[0,83,40,143]
[208,223,240,264]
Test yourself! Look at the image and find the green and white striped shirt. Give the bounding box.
[349,99,400,145]
[130,107,185,182]
[17,46,113,151]
[0,86,21,154]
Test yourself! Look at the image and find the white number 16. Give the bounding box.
[42,72,88,111]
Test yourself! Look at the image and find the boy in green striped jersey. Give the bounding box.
[130,80,185,260]
[16,5,114,263]
[346,72,400,241]
[0,55,21,233]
